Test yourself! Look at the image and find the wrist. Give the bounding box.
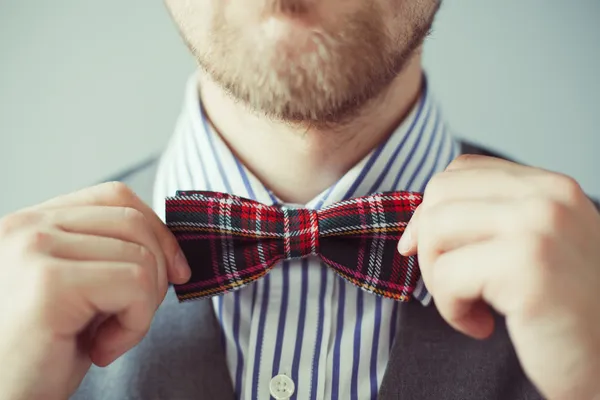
[0,328,65,400]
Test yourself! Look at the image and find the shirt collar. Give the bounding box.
[154,73,460,306]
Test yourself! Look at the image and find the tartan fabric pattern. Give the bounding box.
[166,190,423,302]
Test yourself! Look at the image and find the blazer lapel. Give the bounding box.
[378,300,542,400]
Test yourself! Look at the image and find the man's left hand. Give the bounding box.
[398,154,600,400]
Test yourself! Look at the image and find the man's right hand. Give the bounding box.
[0,182,191,400]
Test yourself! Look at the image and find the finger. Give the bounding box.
[414,195,580,270]
[32,182,190,284]
[442,155,585,207]
[405,167,548,256]
[528,171,590,208]
[403,169,528,257]
[90,299,153,367]
[415,200,511,290]
[398,204,422,256]
[51,260,155,336]
[44,230,160,306]
[423,168,535,209]
[430,239,517,339]
[48,206,165,299]
[48,230,158,265]
[54,260,155,366]
[399,197,509,257]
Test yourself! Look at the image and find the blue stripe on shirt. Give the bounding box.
[404,110,440,190]
[252,275,271,400]
[369,295,382,400]
[200,105,232,193]
[351,290,364,400]
[290,259,309,400]
[235,158,257,200]
[189,118,212,191]
[429,126,447,180]
[314,183,337,210]
[250,284,258,319]
[331,277,346,400]
[391,101,433,190]
[310,264,329,400]
[233,292,244,398]
[431,127,454,178]
[368,92,428,194]
[343,142,385,199]
[271,262,290,376]
[389,302,399,352]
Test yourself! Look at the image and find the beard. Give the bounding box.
[194,0,439,124]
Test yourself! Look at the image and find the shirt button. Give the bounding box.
[269,374,295,399]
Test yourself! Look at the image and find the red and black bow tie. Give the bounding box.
[165,191,422,302]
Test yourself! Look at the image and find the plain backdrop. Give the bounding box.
[1,1,599,216]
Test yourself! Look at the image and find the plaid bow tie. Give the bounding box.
[166,191,422,302]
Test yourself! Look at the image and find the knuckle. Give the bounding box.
[0,211,40,237]
[103,182,136,204]
[447,154,482,170]
[553,174,583,204]
[419,203,440,235]
[129,263,154,294]
[121,207,146,226]
[136,245,157,268]
[423,172,446,200]
[0,216,16,238]
[518,233,554,272]
[510,235,555,317]
[21,229,54,253]
[524,197,569,232]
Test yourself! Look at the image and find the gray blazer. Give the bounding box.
[74,141,592,400]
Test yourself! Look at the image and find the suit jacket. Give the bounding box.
[73,141,597,400]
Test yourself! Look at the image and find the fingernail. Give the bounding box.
[175,250,191,280]
[398,224,412,254]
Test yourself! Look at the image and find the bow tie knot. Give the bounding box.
[281,207,320,259]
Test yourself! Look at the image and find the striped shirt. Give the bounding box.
[153,74,459,400]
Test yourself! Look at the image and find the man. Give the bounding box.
[0,0,599,399]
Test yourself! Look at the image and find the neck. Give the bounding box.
[198,52,424,204]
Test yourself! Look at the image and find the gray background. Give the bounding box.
[1,1,599,216]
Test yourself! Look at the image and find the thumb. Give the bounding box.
[398,205,421,256]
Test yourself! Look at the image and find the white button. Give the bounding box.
[269,374,295,399]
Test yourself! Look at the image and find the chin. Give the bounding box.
[169,0,439,122]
